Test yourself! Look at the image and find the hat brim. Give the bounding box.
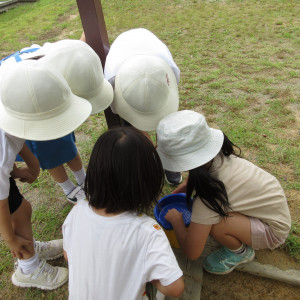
[0,94,92,141]
[157,128,224,172]
[87,79,114,115]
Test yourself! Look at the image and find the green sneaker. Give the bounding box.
[203,246,255,275]
[12,259,68,290]
[35,239,63,260]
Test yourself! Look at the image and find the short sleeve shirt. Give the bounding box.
[63,200,183,300]
[0,129,24,200]
[191,153,291,239]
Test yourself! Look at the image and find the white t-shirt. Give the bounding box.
[191,153,291,239]
[63,200,183,300]
[104,28,180,86]
[0,129,24,200]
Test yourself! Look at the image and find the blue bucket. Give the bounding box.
[154,193,193,230]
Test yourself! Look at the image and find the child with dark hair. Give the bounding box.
[62,127,184,300]
[156,110,291,275]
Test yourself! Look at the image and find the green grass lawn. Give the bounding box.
[0,0,299,298]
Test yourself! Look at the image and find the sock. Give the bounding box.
[18,253,39,274]
[58,178,76,195]
[229,243,247,255]
[72,167,86,186]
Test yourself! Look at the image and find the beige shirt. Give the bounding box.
[191,153,291,239]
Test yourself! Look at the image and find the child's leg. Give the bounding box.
[10,198,35,259]
[48,158,85,204]
[48,165,76,195]
[66,153,86,186]
[48,165,69,183]
[210,212,252,249]
[203,212,255,275]
[9,193,68,289]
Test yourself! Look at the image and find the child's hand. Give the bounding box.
[172,177,188,194]
[165,209,183,224]
[6,234,33,259]
[12,167,38,184]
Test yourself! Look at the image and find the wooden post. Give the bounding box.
[76,0,121,128]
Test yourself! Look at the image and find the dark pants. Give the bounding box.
[8,177,23,214]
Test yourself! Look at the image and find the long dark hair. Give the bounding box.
[84,127,164,215]
[186,133,241,217]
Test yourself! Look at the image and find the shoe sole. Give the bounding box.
[203,250,255,275]
[11,274,68,290]
[67,198,78,205]
[164,174,183,186]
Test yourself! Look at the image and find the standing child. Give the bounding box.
[1,39,113,204]
[62,127,184,299]
[0,60,91,289]
[156,110,291,274]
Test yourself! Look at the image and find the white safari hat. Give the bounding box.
[43,39,113,114]
[0,60,92,140]
[156,110,224,172]
[113,54,179,131]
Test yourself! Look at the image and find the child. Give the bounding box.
[1,39,113,204]
[0,60,91,289]
[62,127,184,299]
[81,28,183,185]
[156,110,291,275]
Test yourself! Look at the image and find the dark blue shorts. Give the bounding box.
[16,132,77,170]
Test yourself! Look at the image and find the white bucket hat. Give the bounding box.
[156,110,224,172]
[112,54,179,131]
[42,39,113,114]
[0,60,92,140]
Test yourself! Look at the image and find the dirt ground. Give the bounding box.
[201,248,300,299]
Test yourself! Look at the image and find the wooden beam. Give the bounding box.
[76,0,121,128]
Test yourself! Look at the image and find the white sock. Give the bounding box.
[72,167,86,186]
[18,253,39,274]
[229,243,247,255]
[58,178,76,195]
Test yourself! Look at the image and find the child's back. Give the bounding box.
[64,200,181,299]
[63,127,184,299]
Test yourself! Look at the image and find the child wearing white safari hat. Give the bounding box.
[84,28,183,185]
[156,110,291,275]
[1,40,113,204]
[0,60,91,290]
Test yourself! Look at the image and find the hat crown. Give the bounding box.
[157,110,211,155]
[117,56,172,113]
[0,60,71,120]
[43,40,104,96]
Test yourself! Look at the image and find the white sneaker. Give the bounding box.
[66,186,86,204]
[12,259,68,290]
[35,239,63,260]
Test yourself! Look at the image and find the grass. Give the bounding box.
[0,0,299,298]
[283,221,300,262]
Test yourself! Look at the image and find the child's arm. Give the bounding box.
[172,176,188,194]
[0,199,32,259]
[151,277,184,297]
[165,209,212,260]
[11,144,40,183]
[63,250,68,261]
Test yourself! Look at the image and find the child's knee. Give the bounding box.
[12,198,32,219]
